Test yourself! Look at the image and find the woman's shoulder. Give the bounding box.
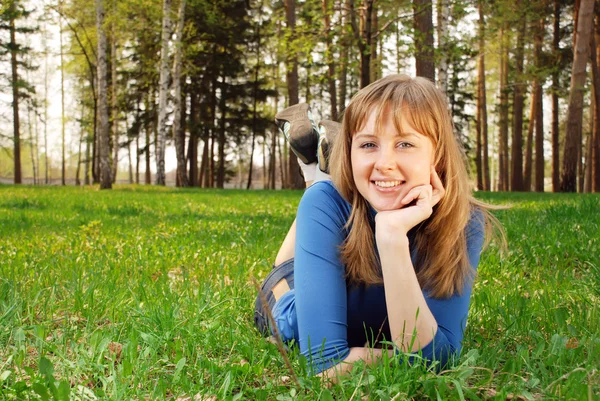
[299,181,352,220]
[466,206,486,239]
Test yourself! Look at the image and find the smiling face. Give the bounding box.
[350,107,434,212]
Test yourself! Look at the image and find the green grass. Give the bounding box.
[0,185,598,400]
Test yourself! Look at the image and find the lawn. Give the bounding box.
[0,185,598,400]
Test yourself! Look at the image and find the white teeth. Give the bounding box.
[374,181,401,188]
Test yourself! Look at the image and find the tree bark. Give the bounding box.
[247,27,261,190]
[524,90,536,191]
[172,0,188,187]
[217,79,227,189]
[10,3,21,184]
[477,0,490,191]
[323,0,337,120]
[59,4,66,186]
[189,91,199,187]
[594,9,600,192]
[145,93,152,185]
[338,0,350,116]
[370,5,378,83]
[284,0,304,189]
[413,0,435,82]
[156,0,172,185]
[498,24,509,192]
[436,0,449,94]
[534,16,545,192]
[552,0,561,191]
[96,0,112,189]
[349,0,373,88]
[110,34,119,183]
[511,14,526,191]
[561,0,594,192]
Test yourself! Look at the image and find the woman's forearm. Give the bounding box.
[378,236,438,353]
[317,347,394,381]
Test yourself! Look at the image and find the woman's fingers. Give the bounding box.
[400,184,432,206]
[430,168,445,207]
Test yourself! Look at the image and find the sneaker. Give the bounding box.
[254,259,295,336]
[275,103,319,165]
[317,120,341,174]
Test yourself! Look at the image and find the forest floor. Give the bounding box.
[0,185,598,400]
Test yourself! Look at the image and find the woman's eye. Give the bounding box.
[360,142,376,149]
[397,142,414,149]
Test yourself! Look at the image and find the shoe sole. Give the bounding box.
[275,104,319,165]
[317,120,341,174]
[254,259,295,335]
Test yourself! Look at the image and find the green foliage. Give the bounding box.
[0,186,598,399]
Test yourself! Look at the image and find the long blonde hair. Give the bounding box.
[330,74,500,299]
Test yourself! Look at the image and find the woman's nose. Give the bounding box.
[374,146,396,171]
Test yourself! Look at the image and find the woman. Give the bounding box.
[255,74,501,379]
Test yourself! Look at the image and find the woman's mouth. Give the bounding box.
[373,180,404,189]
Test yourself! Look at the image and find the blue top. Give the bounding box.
[273,181,485,374]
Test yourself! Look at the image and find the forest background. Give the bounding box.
[0,0,599,192]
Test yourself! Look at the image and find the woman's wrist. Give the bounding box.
[376,230,410,250]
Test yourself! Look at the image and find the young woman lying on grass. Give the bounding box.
[254,74,503,379]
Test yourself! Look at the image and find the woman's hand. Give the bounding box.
[375,168,445,246]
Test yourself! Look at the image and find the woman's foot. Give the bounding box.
[317,120,341,174]
[254,259,295,335]
[275,103,319,165]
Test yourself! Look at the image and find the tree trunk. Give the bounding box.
[498,24,509,192]
[111,34,119,183]
[584,88,594,192]
[135,134,140,184]
[552,0,561,191]
[44,31,49,184]
[92,81,99,184]
[511,13,526,191]
[145,94,152,184]
[10,4,21,184]
[284,0,304,189]
[413,0,435,82]
[172,0,188,187]
[217,80,227,189]
[59,5,66,186]
[209,75,217,188]
[76,101,84,186]
[561,0,594,192]
[96,0,112,189]
[247,66,259,190]
[475,77,483,191]
[323,0,337,120]
[524,90,536,191]
[436,0,449,94]
[85,125,91,185]
[534,16,545,192]
[349,0,373,88]
[200,130,209,188]
[338,0,350,117]
[477,0,490,191]
[594,9,600,192]
[27,100,36,184]
[156,0,172,185]
[270,127,277,189]
[370,5,378,83]
[189,91,199,187]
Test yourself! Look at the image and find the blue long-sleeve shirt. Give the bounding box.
[273,181,485,374]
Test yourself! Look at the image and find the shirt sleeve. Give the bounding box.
[294,182,351,374]
[415,208,486,369]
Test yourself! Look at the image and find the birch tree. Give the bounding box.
[96,0,111,189]
[156,0,172,185]
[172,0,188,187]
